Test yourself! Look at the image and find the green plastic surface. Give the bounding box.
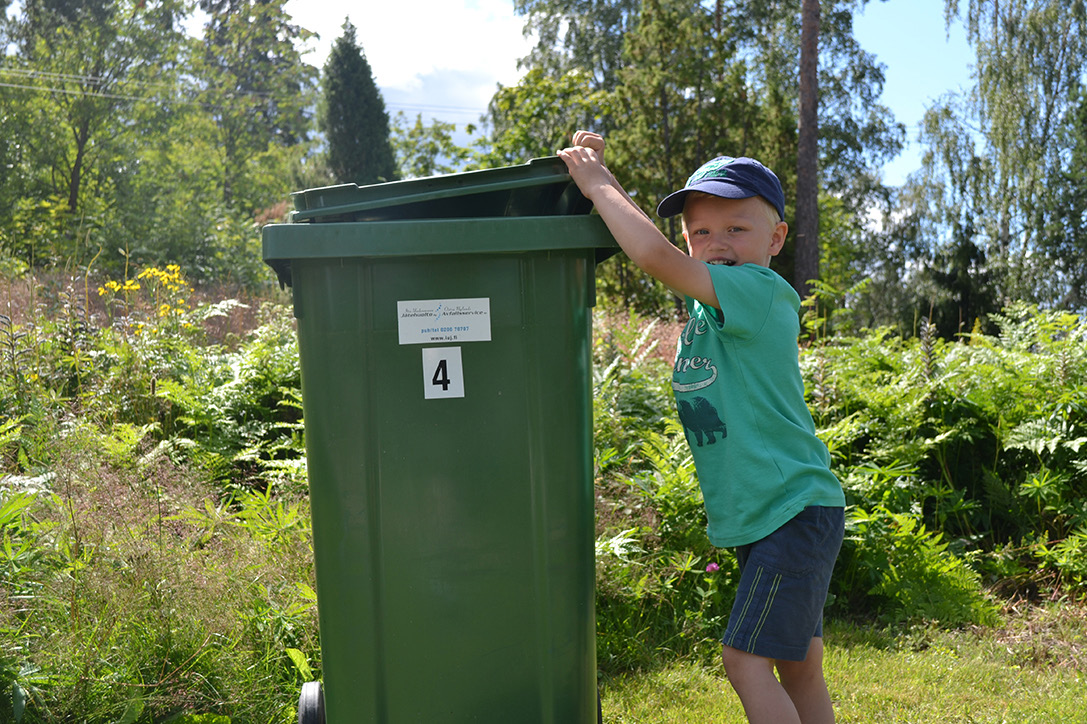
[262,162,616,723]
[293,250,598,723]
[290,156,591,223]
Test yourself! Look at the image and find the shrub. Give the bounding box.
[833,506,1001,626]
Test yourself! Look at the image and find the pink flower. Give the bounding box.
[705,562,720,573]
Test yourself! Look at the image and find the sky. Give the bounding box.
[240,0,975,186]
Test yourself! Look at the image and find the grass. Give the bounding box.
[0,435,317,723]
[6,275,1087,721]
[601,610,1087,723]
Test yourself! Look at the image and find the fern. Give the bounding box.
[837,506,1000,626]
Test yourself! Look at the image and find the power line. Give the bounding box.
[0,80,150,103]
[0,68,288,112]
[388,102,488,119]
[1,65,489,120]
[0,65,278,100]
[1,66,175,92]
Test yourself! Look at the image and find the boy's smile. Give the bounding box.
[681,194,788,268]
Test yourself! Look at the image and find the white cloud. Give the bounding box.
[287,0,533,113]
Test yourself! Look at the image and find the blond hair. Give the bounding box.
[680,191,782,232]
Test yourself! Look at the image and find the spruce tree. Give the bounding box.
[320,20,397,186]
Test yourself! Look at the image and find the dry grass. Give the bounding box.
[0,270,274,348]
[983,599,1087,671]
[2,423,316,722]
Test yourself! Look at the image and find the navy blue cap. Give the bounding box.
[656,156,785,220]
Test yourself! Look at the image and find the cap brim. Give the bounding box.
[655,188,690,218]
[656,180,761,218]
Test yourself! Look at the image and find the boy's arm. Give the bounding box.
[558,139,719,308]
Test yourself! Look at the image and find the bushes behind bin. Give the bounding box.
[2,272,1087,719]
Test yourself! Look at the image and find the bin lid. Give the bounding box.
[288,156,592,223]
[263,157,618,287]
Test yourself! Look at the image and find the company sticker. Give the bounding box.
[397,298,491,345]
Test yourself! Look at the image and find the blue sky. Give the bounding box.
[852,0,974,184]
[289,0,976,186]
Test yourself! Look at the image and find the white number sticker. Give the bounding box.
[421,347,465,399]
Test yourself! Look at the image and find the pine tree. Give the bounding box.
[320,20,397,186]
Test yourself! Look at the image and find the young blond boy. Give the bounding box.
[559,131,845,724]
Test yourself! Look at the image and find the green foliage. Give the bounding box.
[593,303,1087,665]
[483,67,611,167]
[0,0,310,287]
[195,0,317,212]
[156,304,303,491]
[908,1,1087,310]
[591,313,676,468]
[834,505,1000,625]
[591,313,732,669]
[589,311,1024,671]
[514,0,638,92]
[318,20,397,185]
[509,0,903,311]
[806,302,1087,595]
[0,455,317,723]
[391,112,478,180]
[4,272,1087,712]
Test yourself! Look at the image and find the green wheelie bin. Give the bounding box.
[262,158,617,724]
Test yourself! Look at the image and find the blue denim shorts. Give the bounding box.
[722,506,844,662]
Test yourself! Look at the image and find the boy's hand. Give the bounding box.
[557,133,613,202]
[570,130,605,162]
[558,129,718,308]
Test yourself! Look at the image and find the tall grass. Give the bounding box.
[2,269,314,722]
[2,270,1086,720]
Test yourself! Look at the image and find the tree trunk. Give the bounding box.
[68,120,92,214]
[795,0,820,299]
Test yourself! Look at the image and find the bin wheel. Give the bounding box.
[298,681,325,724]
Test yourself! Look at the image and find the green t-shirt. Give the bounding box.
[673,263,844,548]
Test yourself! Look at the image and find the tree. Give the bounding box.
[483,66,609,167]
[0,0,190,266]
[504,0,902,313]
[794,0,820,298]
[514,0,640,93]
[595,0,817,313]
[194,0,317,211]
[1048,86,1087,307]
[318,20,397,186]
[8,0,188,217]
[914,0,1087,308]
[390,112,476,180]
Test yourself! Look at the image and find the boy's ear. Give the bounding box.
[769,221,788,256]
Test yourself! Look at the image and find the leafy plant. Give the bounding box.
[834,506,1000,626]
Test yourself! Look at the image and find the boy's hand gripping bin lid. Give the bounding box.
[262,156,619,288]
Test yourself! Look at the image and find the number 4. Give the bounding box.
[421,347,464,399]
[432,358,451,391]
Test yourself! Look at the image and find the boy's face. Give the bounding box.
[681,194,788,268]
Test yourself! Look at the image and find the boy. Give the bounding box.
[558,131,845,724]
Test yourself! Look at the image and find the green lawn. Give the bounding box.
[601,608,1087,723]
